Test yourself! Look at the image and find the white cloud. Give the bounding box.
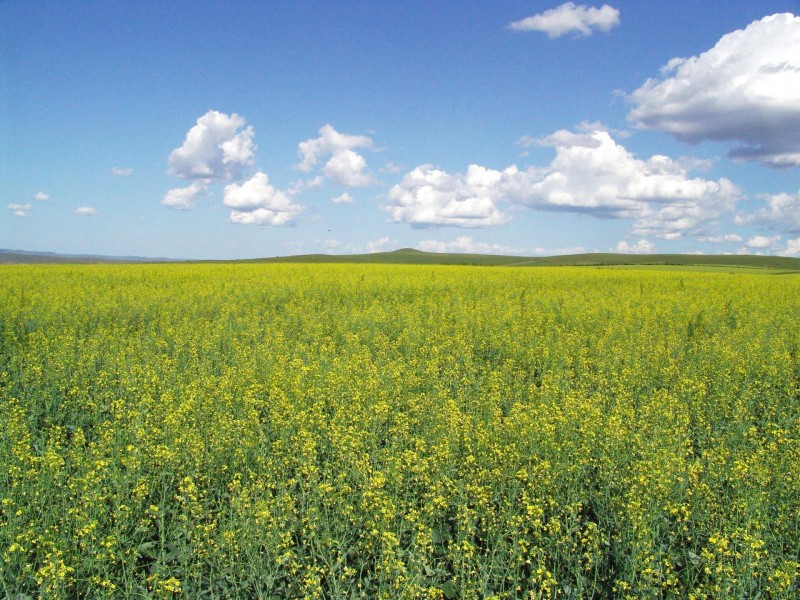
[529,128,603,148]
[111,166,133,177]
[385,164,513,228]
[735,191,800,232]
[296,124,375,188]
[616,239,654,254]
[745,234,781,249]
[387,129,739,236]
[224,172,303,226]
[697,234,743,243]
[367,236,396,253]
[323,149,375,187]
[167,110,255,180]
[332,192,355,204]
[515,135,539,148]
[76,206,97,216]
[546,245,589,256]
[418,236,518,255]
[513,130,740,239]
[162,182,207,210]
[34,192,49,201]
[509,2,620,38]
[297,124,372,172]
[778,237,800,256]
[8,203,32,217]
[629,13,800,167]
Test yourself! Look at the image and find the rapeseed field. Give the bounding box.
[1,263,798,598]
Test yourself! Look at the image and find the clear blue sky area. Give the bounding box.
[3,1,800,259]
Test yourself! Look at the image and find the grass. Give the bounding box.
[229,249,800,271]
[5,247,800,271]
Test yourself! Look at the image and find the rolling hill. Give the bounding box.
[3,247,800,271]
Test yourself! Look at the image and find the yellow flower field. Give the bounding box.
[1,263,798,598]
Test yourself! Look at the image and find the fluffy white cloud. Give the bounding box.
[34,192,49,201]
[616,239,654,254]
[629,13,800,167]
[697,234,743,243]
[530,129,602,149]
[332,192,355,204]
[418,236,518,255]
[167,110,255,180]
[745,235,781,249]
[111,167,133,177]
[296,124,375,188]
[509,2,620,38]
[162,182,206,210]
[516,130,741,239]
[385,164,513,228]
[545,245,588,256]
[224,172,303,226]
[387,129,739,236]
[367,236,396,253]
[228,209,293,226]
[735,191,800,232]
[297,124,372,172]
[76,206,97,216]
[778,237,800,256]
[323,149,375,187]
[8,203,32,217]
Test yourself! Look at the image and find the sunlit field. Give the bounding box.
[1,263,799,598]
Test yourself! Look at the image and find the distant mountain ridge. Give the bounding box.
[0,249,182,264]
[3,247,800,271]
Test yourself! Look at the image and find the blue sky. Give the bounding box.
[3,1,800,259]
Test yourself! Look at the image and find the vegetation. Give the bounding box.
[1,263,799,598]
[253,249,800,271]
[4,247,800,271]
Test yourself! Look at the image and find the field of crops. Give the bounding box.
[1,263,799,598]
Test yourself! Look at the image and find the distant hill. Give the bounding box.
[249,248,800,271]
[4,247,800,271]
[0,249,181,264]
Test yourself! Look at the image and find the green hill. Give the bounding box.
[4,247,800,271]
[251,249,800,271]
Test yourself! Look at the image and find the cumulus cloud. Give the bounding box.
[332,192,355,204]
[418,236,518,255]
[367,236,396,253]
[509,2,620,38]
[224,172,303,226]
[629,13,800,167]
[8,203,32,217]
[387,129,739,236]
[696,234,743,243]
[616,239,654,254]
[516,130,741,239]
[778,237,800,256]
[745,234,781,249]
[529,129,603,148]
[735,191,800,232]
[545,245,589,256]
[323,149,375,187]
[385,164,514,228]
[297,124,372,171]
[34,192,49,201]
[162,182,207,210]
[76,206,97,216]
[167,110,255,180]
[111,166,133,177]
[296,124,375,187]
